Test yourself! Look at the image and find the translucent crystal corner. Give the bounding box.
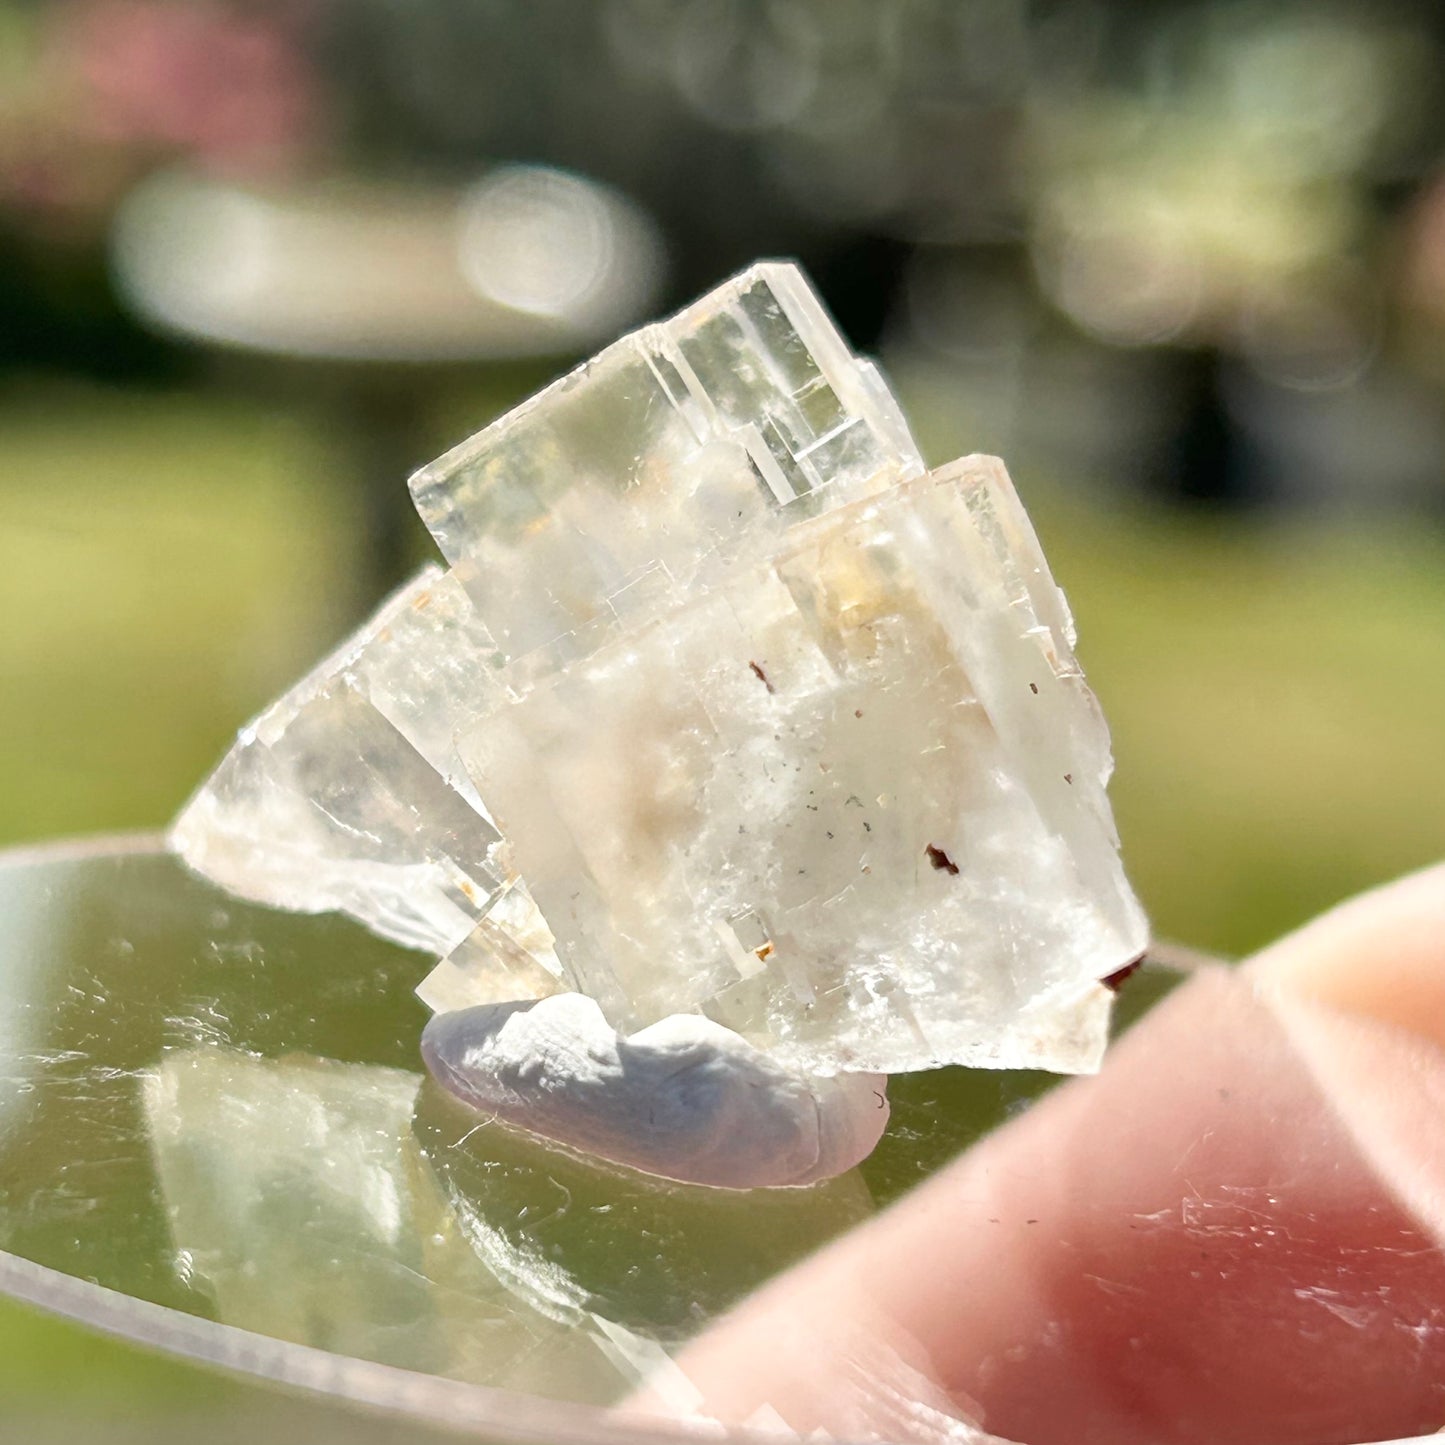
[407,260,925,671]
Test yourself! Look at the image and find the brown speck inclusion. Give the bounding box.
[1101,954,1145,993]
[172,261,1147,1080]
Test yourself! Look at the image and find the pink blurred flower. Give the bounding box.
[55,0,322,171]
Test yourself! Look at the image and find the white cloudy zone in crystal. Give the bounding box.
[171,261,1149,1178]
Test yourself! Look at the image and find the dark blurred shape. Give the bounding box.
[1153,349,1254,510]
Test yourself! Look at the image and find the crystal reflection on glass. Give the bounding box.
[0,840,1181,1409]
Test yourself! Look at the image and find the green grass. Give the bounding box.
[0,381,363,847]
[0,376,1442,1409]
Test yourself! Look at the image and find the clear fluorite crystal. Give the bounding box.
[172,261,1147,1079]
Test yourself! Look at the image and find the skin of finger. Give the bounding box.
[1247,861,1445,1044]
[649,864,1445,1445]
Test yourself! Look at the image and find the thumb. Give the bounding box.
[642,864,1445,1445]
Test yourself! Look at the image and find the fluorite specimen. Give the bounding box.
[173,261,1147,1091]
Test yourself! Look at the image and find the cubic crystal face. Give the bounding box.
[172,261,1148,1079]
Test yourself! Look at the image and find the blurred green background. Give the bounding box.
[2,0,1445,1434]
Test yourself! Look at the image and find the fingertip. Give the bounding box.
[1249,860,1445,1050]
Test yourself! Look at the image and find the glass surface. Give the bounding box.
[0,833,1182,1439]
